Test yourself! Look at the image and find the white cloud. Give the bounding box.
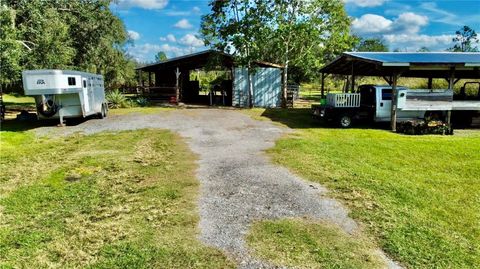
[174,19,193,29]
[160,34,176,42]
[419,2,457,25]
[352,14,393,34]
[384,34,453,51]
[127,43,162,61]
[127,42,198,61]
[352,12,455,51]
[344,0,386,7]
[127,30,140,41]
[352,12,428,35]
[166,10,190,16]
[116,0,168,10]
[392,12,428,34]
[178,34,204,47]
[192,6,201,14]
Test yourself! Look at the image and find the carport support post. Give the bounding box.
[390,73,400,132]
[321,73,325,98]
[447,68,456,126]
[350,61,355,93]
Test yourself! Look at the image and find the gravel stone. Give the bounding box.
[34,108,402,269]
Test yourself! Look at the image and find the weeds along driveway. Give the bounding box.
[35,109,401,268]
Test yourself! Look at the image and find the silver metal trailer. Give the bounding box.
[22,69,108,125]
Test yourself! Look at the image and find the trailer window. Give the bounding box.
[83,80,87,88]
[68,77,76,86]
[382,89,392,100]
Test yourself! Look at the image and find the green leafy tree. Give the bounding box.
[1,0,135,92]
[355,38,389,52]
[0,5,23,86]
[155,51,168,62]
[201,0,354,107]
[448,26,479,52]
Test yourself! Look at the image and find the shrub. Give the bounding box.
[106,90,129,108]
[135,97,149,107]
[397,120,452,135]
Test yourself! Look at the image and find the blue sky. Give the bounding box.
[112,0,480,62]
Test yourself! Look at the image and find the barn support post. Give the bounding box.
[351,75,356,93]
[175,67,181,103]
[139,70,143,87]
[428,78,433,89]
[148,72,152,87]
[390,73,400,131]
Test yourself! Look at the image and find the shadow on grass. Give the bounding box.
[260,108,318,129]
[1,118,89,132]
[260,108,390,130]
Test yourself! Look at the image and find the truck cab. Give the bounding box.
[313,85,427,128]
[359,85,425,122]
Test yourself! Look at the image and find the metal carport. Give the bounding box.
[319,52,480,131]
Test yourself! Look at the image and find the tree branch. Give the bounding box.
[16,40,36,51]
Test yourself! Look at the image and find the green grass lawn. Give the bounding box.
[247,219,385,269]
[2,94,35,104]
[109,106,175,116]
[245,108,480,269]
[0,128,233,268]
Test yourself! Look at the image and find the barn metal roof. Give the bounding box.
[321,52,480,79]
[137,50,282,72]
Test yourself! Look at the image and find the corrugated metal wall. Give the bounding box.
[233,67,282,108]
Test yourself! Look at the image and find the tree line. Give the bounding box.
[200,0,478,106]
[0,0,137,92]
[1,0,478,96]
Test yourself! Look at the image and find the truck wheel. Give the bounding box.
[338,114,352,128]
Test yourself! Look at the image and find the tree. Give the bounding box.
[201,0,355,107]
[0,5,23,86]
[155,51,168,62]
[417,47,430,52]
[201,0,268,107]
[355,38,388,52]
[1,0,136,91]
[448,25,479,52]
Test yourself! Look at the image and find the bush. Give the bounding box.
[135,97,149,107]
[397,120,452,135]
[106,90,129,108]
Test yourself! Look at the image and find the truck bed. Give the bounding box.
[451,100,480,111]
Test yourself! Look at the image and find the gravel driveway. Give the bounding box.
[35,108,401,268]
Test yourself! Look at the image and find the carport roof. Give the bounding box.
[320,52,480,79]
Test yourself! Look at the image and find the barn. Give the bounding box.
[136,50,283,108]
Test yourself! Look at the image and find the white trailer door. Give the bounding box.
[376,88,392,121]
[82,78,90,113]
[88,78,95,112]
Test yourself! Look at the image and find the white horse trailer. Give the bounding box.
[22,70,108,125]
